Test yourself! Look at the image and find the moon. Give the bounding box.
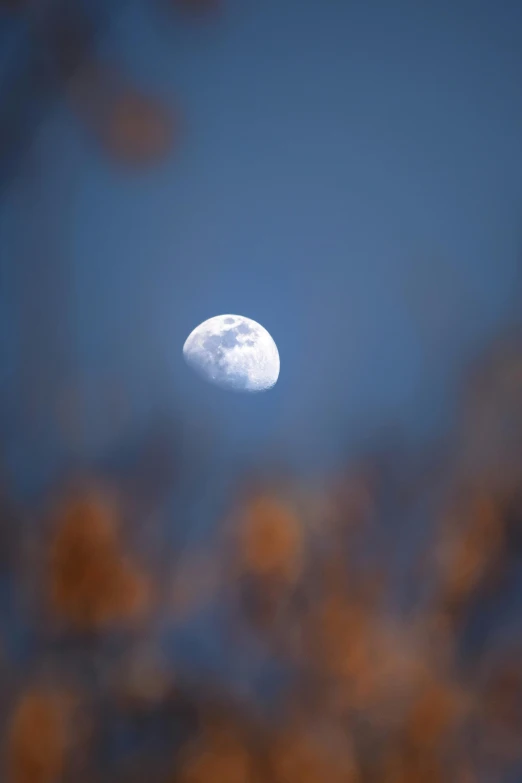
[183,314,280,392]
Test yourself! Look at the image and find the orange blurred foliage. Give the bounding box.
[103,89,175,165]
[236,494,305,584]
[269,723,359,783]
[68,63,176,166]
[178,725,254,783]
[434,489,507,626]
[6,688,72,783]
[47,486,150,632]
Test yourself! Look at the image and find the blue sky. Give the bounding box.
[1,0,522,493]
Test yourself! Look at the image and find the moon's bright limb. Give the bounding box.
[183,314,280,392]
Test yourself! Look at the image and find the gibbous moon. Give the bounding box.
[183,314,280,392]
